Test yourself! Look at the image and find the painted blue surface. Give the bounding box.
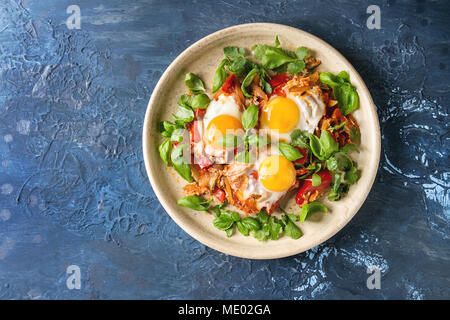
[0,0,448,299]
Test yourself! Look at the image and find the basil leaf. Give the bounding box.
[177,195,210,211]
[328,122,346,133]
[251,225,270,241]
[213,213,234,231]
[236,221,249,236]
[171,144,193,182]
[319,71,359,115]
[160,120,177,138]
[170,128,186,143]
[326,152,352,172]
[350,127,361,144]
[319,130,339,159]
[291,129,310,149]
[247,134,271,147]
[235,150,254,163]
[340,143,359,153]
[212,59,228,93]
[158,139,171,166]
[256,210,269,225]
[287,60,306,74]
[311,173,322,187]
[172,104,194,124]
[269,219,283,240]
[225,226,234,237]
[216,134,244,148]
[185,72,206,94]
[295,46,309,60]
[190,94,210,109]
[284,219,303,239]
[259,76,272,94]
[299,202,328,222]
[328,174,349,201]
[242,104,259,131]
[241,217,261,231]
[224,46,245,59]
[309,133,323,160]
[231,211,241,222]
[278,142,303,161]
[287,213,299,222]
[344,164,360,185]
[241,68,258,98]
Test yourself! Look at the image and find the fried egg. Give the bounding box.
[194,94,244,162]
[260,86,325,142]
[226,147,297,211]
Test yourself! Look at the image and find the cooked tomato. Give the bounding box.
[212,187,226,203]
[293,147,308,165]
[188,121,201,143]
[194,108,206,119]
[222,74,238,94]
[268,73,290,88]
[295,170,332,204]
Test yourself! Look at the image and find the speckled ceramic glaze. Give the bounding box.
[143,23,381,259]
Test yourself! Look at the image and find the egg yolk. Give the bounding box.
[259,155,296,192]
[206,114,243,148]
[260,96,300,134]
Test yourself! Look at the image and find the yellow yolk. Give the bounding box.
[206,114,243,148]
[258,155,296,192]
[261,96,300,134]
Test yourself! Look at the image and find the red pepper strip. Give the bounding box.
[295,170,332,205]
[194,108,206,119]
[296,168,309,175]
[293,147,308,165]
[212,187,226,203]
[222,74,238,94]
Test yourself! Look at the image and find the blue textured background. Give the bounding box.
[0,0,448,299]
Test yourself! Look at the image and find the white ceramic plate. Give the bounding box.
[143,23,380,259]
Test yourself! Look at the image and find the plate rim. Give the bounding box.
[142,22,381,259]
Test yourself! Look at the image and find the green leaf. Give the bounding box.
[287,213,299,222]
[290,129,310,149]
[259,76,272,94]
[236,221,249,236]
[241,68,258,98]
[287,60,306,74]
[158,139,171,166]
[160,120,177,138]
[268,219,283,240]
[228,56,250,76]
[328,174,349,201]
[328,122,346,133]
[225,226,234,237]
[349,127,361,144]
[241,217,261,231]
[299,202,328,222]
[319,130,339,159]
[344,164,360,185]
[216,134,244,148]
[319,71,359,115]
[284,219,303,239]
[177,195,210,211]
[250,225,270,241]
[231,211,241,222]
[326,152,352,172]
[171,144,193,182]
[213,213,234,231]
[170,128,185,143]
[311,173,322,187]
[185,72,206,94]
[212,59,228,93]
[256,210,269,225]
[172,104,194,124]
[340,143,359,153]
[247,134,271,148]
[309,133,323,160]
[295,46,309,60]
[224,46,245,59]
[235,150,254,163]
[190,94,210,109]
[278,142,303,161]
[242,104,259,131]
[274,35,280,47]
